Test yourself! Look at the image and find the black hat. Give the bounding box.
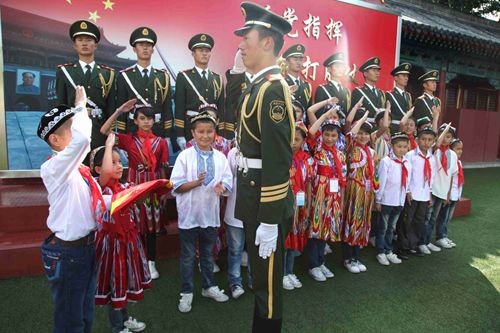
[419,70,439,83]
[416,116,431,128]
[283,44,305,59]
[234,2,292,36]
[359,57,381,72]
[188,33,214,50]
[190,110,217,126]
[359,120,374,134]
[69,20,100,42]
[375,109,391,123]
[417,126,436,137]
[323,52,346,67]
[130,27,157,46]
[37,105,75,141]
[438,123,456,137]
[391,131,409,143]
[450,138,462,148]
[391,63,412,76]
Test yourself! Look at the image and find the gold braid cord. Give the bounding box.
[98,70,114,98]
[154,71,170,104]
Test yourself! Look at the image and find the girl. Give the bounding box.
[101,103,169,279]
[306,110,347,282]
[307,96,346,152]
[371,103,391,159]
[399,107,417,150]
[283,121,313,290]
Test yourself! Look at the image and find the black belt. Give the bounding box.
[51,232,95,247]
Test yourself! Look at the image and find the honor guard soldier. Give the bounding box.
[115,27,173,140]
[174,33,224,149]
[413,70,441,122]
[282,44,312,116]
[350,56,385,123]
[56,20,116,150]
[314,52,351,121]
[386,63,413,132]
[234,2,294,332]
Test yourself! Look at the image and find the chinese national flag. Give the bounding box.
[110,179,172,216]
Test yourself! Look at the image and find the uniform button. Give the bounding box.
[206,89,209,92]
[250,181,255,187]
[146,98,149,101]
[145,88,148,91]
[87,86,91,89]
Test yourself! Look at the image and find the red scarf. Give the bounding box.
[439,145,449,175]
[106,179,123,195]
[136,130,157,171]
[78,165,106,225]
[418,152,432,186]
[393,158,408,189]
[291,150,308,194]
[457,160,464,187]
[355,143,374,188]
[322,144,346,187]
[407,134,417,150]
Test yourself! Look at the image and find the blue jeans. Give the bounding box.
[179,227,217,293]
[423,195,446,244]
[307,239,326,269]
[284,250,300,275]
[376,205,404,254]
[40,234,97,333]
[108,307,128,333]
[437,200,457,240]
[225,224,252,288]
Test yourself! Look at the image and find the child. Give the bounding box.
[307,111,347,281]
[170,111,233,313]
[307,96,346,152]
[374,132,411,265]
[91,133,148,333]
[293,100,306,122]
[371,104,392,159]
[342,111,376,273]
[101,103,169,279]
[283,121,313,289]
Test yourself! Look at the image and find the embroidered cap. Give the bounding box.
[417,126,436,137]
[321,118,342,131]
[450,138,462,148]
[438,123,456,137]
[191,110,217,126]
[37,105,75,141]
[89,146,105,172]
[416,116,432,128]
[391,131,410,143]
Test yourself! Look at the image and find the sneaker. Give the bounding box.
[309,267,327,281]
[418,245,431,255]
[124,317,146,332]
[354,260,367,272]
[282,275,295,290]
[319,264,334,278]
[231,285,245,299]
[445,238,456,247]
[118,329,132,333]
[324,243,333,255]
[148,261,159,279]
[344,260,360,274]
[241,251,248,267]
[386,253,402,264]
[288,274,303,288]
[427,243,442,252]
[178,293,193,313]
[436,238,452,249]
[201,286,229,302]
[213,262,221,273]
[376,253,390,266]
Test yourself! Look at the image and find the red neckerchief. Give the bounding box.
[392,157,408,188]
[106,179,123,195]
[408,134,417,150]
[323,143,346,187]
[291,150,308,194]
[438,145,449,175]
[355,142,374,188]
[457,159,464,187]
[78,165,106,225]
[418,152,432,186]
[136,130,157,171]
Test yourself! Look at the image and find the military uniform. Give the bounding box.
[282,44,312,115]
[413,70,440,122]
[386,63,413,132]
[223,69,250,139]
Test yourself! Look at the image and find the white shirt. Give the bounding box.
[432,148,458,200]
[329,80,342,91]
[224,148,244,228]
[171,146,233,229]
[376,154,411,207]
[79,60,95,73]
[364,82,378,96]
[248,65,279,83]
[136,63,152,77]
[405,147,436,202]
[288,73,300,85]
[395,86,406,95]
[194,66,209,78]
[450,160,463,201]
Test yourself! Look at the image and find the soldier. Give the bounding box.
[282,44,312,115]
[174,33,224,149]
[56,20,115,150]
[115,27,173,142]
[386,63,413,133]
[413,70,441,122]
[234,2,294,332]
[314,52,351,121]
[350,56,385,123]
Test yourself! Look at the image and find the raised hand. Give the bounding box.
[117,99,137,114]
[74,85,87,107]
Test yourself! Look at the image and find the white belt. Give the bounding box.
[236,153,262,173]
[186,110,199,117]
[392,119,401,125]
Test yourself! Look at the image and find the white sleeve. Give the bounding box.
[220,157,233,195]
[171,150,188,195]
[228,148,237,176]
[375,158,388,204]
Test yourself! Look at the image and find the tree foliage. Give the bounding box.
[424,0,499,18]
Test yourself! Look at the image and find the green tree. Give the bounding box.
[424,0,499,17]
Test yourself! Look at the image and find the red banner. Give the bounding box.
[110,179,172,216]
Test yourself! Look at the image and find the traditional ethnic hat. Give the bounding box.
[234,2,292,36]
[360,121,374,133]
[438,123,456,137]
[391,131,410,143]
[391,63,412,76]
[292,100,305,114]
[295,120,308,134]
[69,20,100,42]
[130,27,157,46]
[359,56,381,72]
[418,70,439,83]
[188,33,215,50]
[283,44,305,59]
[37,105,75,141]
[323,52,346,67]
[375,109,391,123]
[417,126,436,137]
[133,104,155,118]
[190,110,217,126]
[321,119,342,131]
[450,138,462,148]
[416,116,432,128]
[89,146,105,173]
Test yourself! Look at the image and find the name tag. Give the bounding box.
[296,191,305,206]
[155,114,161,123]
[330,179,339,193]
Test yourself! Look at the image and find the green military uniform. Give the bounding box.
[115,28,173,137]
[413,70,440,122]
[350,57,385,123]
[223,69,250,139]
[386,63,413,133]
[282,44,312,115]
[56,20,115,149]
[174,34,224,141]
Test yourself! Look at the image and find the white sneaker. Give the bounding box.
[201,286,229,302]
[386,253,402,264]
[427,243,442,252]
[436,238,452,249]
[324,243,333,255]
[124,317,146,332]
[148,261,159,279]
[282,275,295,290]
[118,329,132,333]
[344,260,360,274]
[231,285,245,299]
[241,251,248,267]
[213,262,221,273]
[418,245,431,255]
[376,253,390,266]
[178,293,193,313]
[289,274,302,288]
[309,267,327,281]
[445,238,456,247]
[319,264,334,278]
[355,260,367,272]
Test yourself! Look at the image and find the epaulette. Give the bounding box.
[179,68,192,73]
[153,68,167,73]
[120,65,135,73]
[417,95,426,100]
[57,63,74,68]
[267,73,283,81]
[98,64,115,71]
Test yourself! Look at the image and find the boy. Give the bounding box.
[171,111,233,313]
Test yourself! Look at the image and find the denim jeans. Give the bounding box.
[108,307,128,333]
[342,242,360,261]
[423,195,446,244]
[226,224,252,288]
[376,205,404,254]
[284,250,300,275]
[179,227,217,293]
[436,200,457,240]
[40,234,97,333]
[307,239,326,269]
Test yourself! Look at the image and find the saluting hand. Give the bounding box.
[105,132,115,148]
[327,96,339,106]
[74,85,87,108]
[353,96,364,111]
[117,99,137,114]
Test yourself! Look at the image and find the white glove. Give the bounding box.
[230,49,246,74]
[176,137,187,150]
[255,223,278,259]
